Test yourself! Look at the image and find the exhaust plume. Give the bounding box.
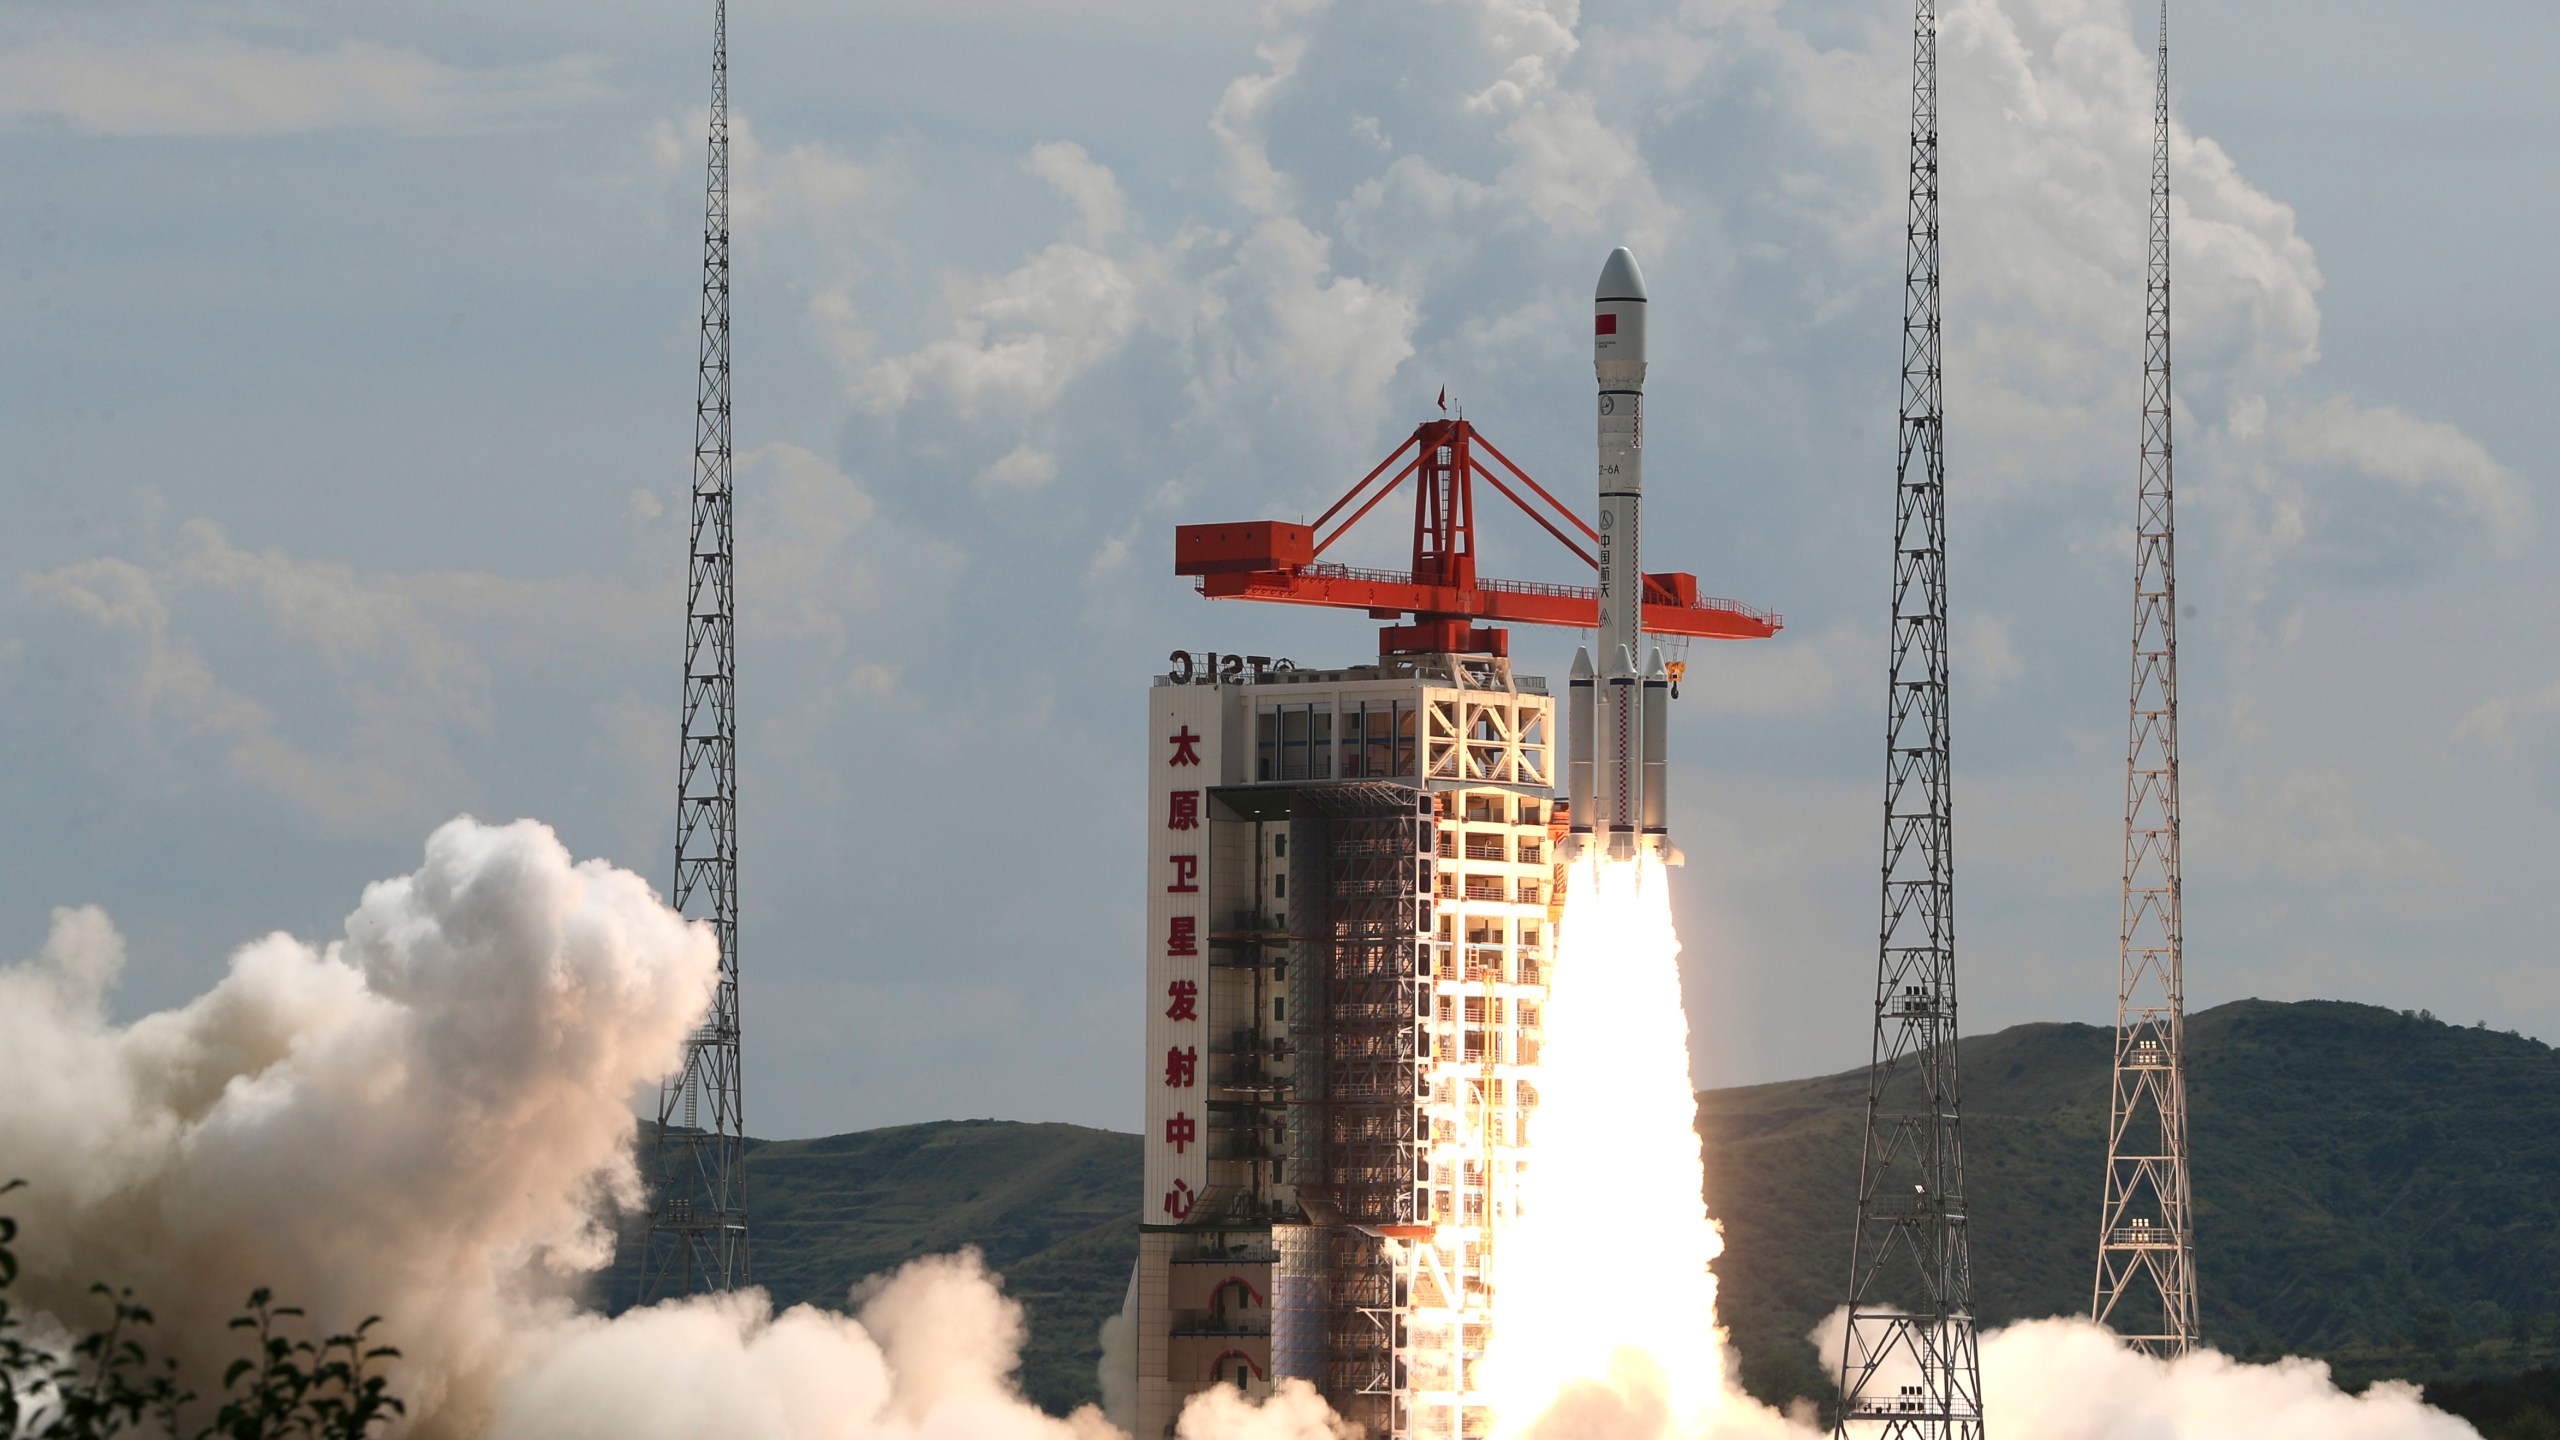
[0,817,1117,1440]
[1485,853,1798,1440]
[0,816,2491,1440]
[1809,1307,2482,1439]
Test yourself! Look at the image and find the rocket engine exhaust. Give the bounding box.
[1566,246,1675,865]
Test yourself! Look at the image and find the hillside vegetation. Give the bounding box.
[606,999,2560,1424]
[1702,999,2560,1406]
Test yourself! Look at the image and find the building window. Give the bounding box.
[1273,873,1287,898]
[1273,833,1287,857]
[1340,700,1417,778]
[1257,704,1334,781]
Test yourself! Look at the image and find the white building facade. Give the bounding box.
[1130,653,1560,1440]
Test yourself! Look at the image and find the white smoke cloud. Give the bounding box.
[1176,1380,1353,1440]
[1805,1308,2482,1440]
[0,817,2490,1440]
[0,817,1138,1440]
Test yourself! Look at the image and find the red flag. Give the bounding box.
[1596,314,1618,335]
[1436,386,1447,412]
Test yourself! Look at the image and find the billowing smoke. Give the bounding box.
[1807,1308,2482,1439]
[0,818,1159,1440]
[0,816,2492,1440]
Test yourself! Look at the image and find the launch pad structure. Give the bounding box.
[1129,267,1778,1440]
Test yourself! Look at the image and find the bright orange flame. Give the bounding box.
[1487,851,1729,1439]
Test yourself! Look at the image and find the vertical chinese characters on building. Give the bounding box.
[1147,704,1219,1226]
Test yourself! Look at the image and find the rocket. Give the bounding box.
[1566,247,1674,865]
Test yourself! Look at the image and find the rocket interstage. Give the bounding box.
[1568,246,1674,864]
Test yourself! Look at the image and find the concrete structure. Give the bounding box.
[1132,652,1559,1440]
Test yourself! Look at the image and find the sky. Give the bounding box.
[1,0,2552,1142]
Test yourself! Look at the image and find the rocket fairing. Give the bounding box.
[1566,247,1675,865]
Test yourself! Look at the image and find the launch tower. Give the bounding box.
[1130,272,1777,1440]
[1832,1,1986,1435]
[644,0,748,1299]
[2093,0,2199,1356]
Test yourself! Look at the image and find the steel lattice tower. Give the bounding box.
[2092,0,2197,1356]
[644,0,748,1299]
[1834,1,1984,1434]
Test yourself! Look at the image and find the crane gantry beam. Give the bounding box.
[1176,418,1779,659]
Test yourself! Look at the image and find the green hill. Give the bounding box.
[1701,999,2560,1407]
[607,1000,2560,1426]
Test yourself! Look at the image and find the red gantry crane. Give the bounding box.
[1175,417,1779,678]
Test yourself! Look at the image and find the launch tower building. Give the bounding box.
[1126,252,1779,1440]
[1134,655,1557,1440]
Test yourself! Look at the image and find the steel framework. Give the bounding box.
[1834,1,1984,1434]
[1286,786,1434,1437]
[643,0,748,1299]
[1174,419,1780,658]
[2093,0,2198,1356]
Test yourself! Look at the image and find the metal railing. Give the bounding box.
[1288,562,1784,628]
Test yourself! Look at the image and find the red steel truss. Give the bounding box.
[1175,418,1781,657]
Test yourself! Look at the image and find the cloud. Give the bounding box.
[2278,395,2530,542]
[652,109,879,237]
[1211,30,1318,217]
[1026,141,1130,244]
[2455,682,2560,796]
[2192,769,2455,891]
[0,36,606,137]
[859,241,1145,417]
[17,520,496,830]
[977,444,1061,495]
[1957,612,2027,701]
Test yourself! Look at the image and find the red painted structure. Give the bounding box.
[1175,418,1780,658]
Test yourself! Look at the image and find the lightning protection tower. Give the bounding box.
[644,0,748,1299]
[1834,1,1986,1435]
[2093,0,2198,1355]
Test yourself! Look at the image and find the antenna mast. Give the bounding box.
[2093,0,2198,1355]
[1833,0,1985,1433]
[645,0,747,1299]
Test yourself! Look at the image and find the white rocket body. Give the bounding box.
[1567,247,1673,864]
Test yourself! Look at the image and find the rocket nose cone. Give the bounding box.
[1596,247,1647,302]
